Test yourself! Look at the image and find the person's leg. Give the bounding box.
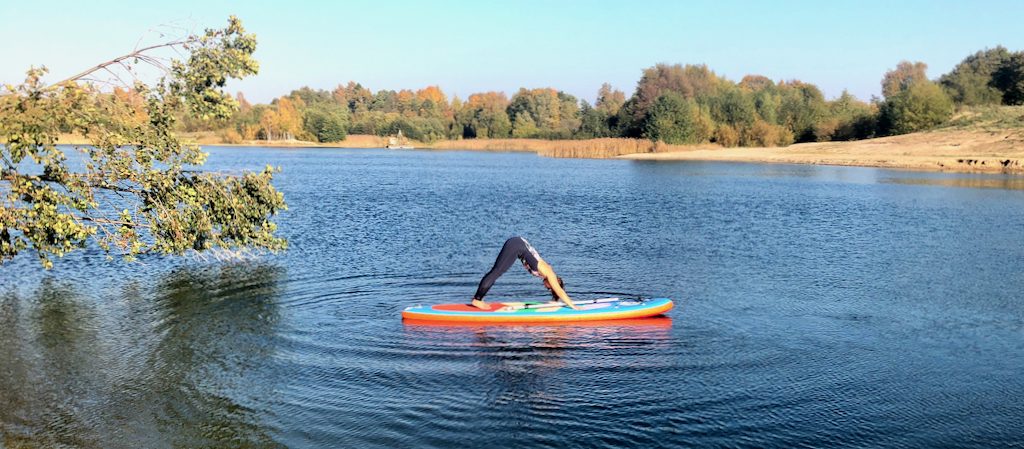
[473,238,525,302]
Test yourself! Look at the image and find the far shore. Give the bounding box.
[55,127,1024,175]
[619,128,1024,174]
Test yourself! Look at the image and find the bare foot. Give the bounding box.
[471,299,489,310]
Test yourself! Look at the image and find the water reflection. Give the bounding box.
[398,318,676,446]
[882,175,1024,190]
[401,319,674,391]
[0,280,104,448]
[0,265,286,449]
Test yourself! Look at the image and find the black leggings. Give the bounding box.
[473,237,540,300]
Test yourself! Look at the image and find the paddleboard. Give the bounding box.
[401,297,673,323]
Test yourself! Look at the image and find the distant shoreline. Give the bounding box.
[55,128,1024,175]
[618,128,1024,174]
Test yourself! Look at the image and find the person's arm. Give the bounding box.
[539,262,578,310]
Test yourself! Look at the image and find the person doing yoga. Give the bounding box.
[471,236,579,310]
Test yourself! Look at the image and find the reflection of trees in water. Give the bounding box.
[0,280,106,448]
[0,265,287,449]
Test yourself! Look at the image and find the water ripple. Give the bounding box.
[4,149,1024,447]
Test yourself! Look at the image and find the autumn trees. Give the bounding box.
[877,61,954,134]
[506,88,580,139]
[188,45,1024,147]
[618,64,826,147]
[459,92,511,139]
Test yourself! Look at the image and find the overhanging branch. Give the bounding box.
[49,37,200,88]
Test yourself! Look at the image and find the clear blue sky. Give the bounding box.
[3,0,1022,104]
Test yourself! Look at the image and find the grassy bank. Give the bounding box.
[623,106,1024,173]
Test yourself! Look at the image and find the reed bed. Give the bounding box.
[430,137,675,158]
[428,138,725,158]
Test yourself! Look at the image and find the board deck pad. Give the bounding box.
[402,298,673,323]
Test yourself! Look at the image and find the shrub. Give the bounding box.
[219,128,243,144]
[879,81,954,134]
[714,124,740,147]
[743,120,794,147]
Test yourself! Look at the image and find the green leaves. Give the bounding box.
[1,16,287,269]
[879,81,954,135]
[169,16,259,121]
[876,61,954,135]
[643,92,708,145]
[992,53,1024,105]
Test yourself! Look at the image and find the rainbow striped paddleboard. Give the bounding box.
[401,297,673,324]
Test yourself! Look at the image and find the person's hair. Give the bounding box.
[546,276,565,299]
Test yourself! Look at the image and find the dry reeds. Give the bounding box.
[428,138,656,158]
[426,137,728,158]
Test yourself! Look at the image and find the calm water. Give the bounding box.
[3,147,1024,448]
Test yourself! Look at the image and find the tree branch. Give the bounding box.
[0,169,143,194]
[77,216,151,228]
[49,37,199,88]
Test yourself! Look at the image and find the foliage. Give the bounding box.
[991,52,1024,105]
[179,46,1024,148]
[573,84,624,139]
[703,83,757,128]
[0,16,286,269]
[333,82,373,113]
[507,88,580,139]
[385,115,448,142]
[877,61,954,134]
[739,75,775,92]
[595,83,625,116]
[879,80,954,134]
[619,64,721,136]
[881,61,929,99]
[939,47,1011,106]
[303,105,348,142]
[775,81,828,142]
[713,124,740,147]
[265,96,304,140]
[459,92,512,138]
[816,90,877,141]
[642,92,712,145]
[576,102,610,139]
[743,120,794,147]
[287,87,349,142]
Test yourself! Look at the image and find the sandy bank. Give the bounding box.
[621,129,1024,174]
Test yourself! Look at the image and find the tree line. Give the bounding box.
[187,46,1024,147]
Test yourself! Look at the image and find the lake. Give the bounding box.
[2,147,1024,448]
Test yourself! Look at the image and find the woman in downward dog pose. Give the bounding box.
[471,236,579,310]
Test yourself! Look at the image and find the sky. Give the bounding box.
[3,0,1023,104]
